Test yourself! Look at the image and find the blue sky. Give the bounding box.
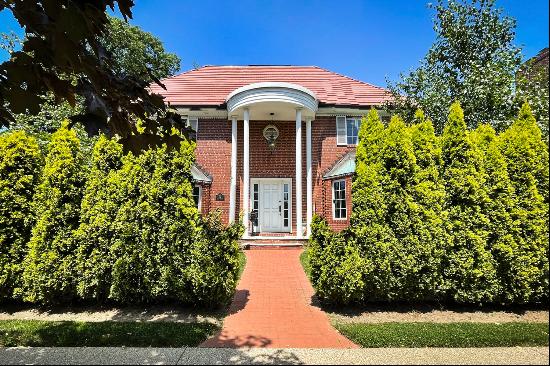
[1,0,548,86]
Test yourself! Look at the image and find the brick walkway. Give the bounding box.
[201,248,358,348]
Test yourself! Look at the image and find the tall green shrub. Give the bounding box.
[187,210,244,307]
[0,131,42,301]
[408,113,446,300]
[498,103,549,302]
[440,102,498,303]
[22,124,86,304]
[308,215,364,305]
[74,135,124,301]
[350,110,394,301]
[470,124,526,304]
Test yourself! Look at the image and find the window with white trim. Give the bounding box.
[336,116,361,145]
[188,117,198,133]
[183,117,198,139]
[193,185,202,211]
[332,179,347,219]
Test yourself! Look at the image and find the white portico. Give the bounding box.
[226,82,318,238]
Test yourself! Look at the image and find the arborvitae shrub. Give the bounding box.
[470,124,527,304]
[187,210,244,307]
[74,135,124,301]
[308,215,364,305]
[22,124,86,304]
[499,103,549,302]
[440,102,498,303]
[0,131,42,301]
[408,115,446,301]
[309,102,548,306]
[350,110,394,301]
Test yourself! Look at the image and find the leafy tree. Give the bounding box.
[0,0,187,152]
[21,124,86,304]
[101,16,180,83]
[440,102,498,303]
[515,50,549,139]
[387,0,524,133]
[498,103,549,302]
[4,12,182,152]
[0,131,42,301]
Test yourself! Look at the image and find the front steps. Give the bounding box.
[239,236,308,249]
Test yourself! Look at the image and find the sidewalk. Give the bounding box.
[0,347,547,365]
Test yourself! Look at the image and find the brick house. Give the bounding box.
[151,65,391,240]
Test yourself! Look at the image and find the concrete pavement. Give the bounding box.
[0,347,548,365]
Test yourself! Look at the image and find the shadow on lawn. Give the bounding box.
[309,295,549,318]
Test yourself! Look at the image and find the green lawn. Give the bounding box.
[335,322,549,348]
[300,247,311,278]
[0,320,218,347]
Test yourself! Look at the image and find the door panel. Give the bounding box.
[261,182,282,231]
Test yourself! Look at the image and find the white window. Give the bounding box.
[332,180,347,219]
[193,185,202,211]
[336,116,361,146]
[188,117,198,133]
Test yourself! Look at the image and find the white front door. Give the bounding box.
[261,182,283,232]
[253,179,291,233]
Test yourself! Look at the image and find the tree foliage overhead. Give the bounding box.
[102,16,181,83]
[387,0,547,135]
[0,0,187,152]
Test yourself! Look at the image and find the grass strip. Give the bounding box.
[0,320,218,347]
[237,249,247,280]
[335,322,549,348]
[300,248,311,278]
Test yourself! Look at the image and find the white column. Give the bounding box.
[243,108,250,237]
[229,116,237,224]
[295,108,303,238]
[306,118,313,237]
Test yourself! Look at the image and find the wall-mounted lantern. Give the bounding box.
[263,124,279,153]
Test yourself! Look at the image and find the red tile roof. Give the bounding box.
[150,65,391,107]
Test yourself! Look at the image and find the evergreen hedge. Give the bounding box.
[309,102,549,305]
[0,131,42,301]
[74,134,243,306]
[22,125,87,304]
[0,126,243,307]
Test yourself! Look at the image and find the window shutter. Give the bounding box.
[336,116,346,145]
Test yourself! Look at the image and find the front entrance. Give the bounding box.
[251,178,292,233]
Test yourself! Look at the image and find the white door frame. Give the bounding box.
[250,178,292,233]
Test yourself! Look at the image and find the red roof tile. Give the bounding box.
[149,65,391,107]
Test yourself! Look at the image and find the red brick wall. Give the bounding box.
[194,118,232,223]
[311,117,355,230]
[194,116,356,233]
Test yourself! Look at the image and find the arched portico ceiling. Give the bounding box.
[226,82,318,120]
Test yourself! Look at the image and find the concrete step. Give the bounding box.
[239,238,307,249]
